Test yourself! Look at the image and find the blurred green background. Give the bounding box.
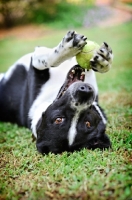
[0,0,94,28]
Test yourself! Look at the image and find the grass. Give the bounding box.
[0,22,132,200]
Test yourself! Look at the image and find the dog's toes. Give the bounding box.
[63,30,76,43]
[97,42,113,63]
[62,31,87,50]
[73,34,87,49]
[90,42,113,73]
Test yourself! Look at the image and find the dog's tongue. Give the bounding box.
[56,65,85,99]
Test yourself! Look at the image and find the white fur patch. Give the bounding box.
[4,64,17,81]
[32,42,81,70]
[4,53,32,81]
[68,103,89,146]
[92,102,107,124]
[0,73,4,81]
[32,47,52,70]
[84,69,98,95]
[68,114,78,146]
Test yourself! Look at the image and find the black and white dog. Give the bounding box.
[0,31,113,154]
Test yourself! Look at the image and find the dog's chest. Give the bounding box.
[40,60,74,102]
[29,60,74,121]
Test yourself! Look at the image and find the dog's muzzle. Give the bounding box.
[56,65,95,103]
[68,82,95,105]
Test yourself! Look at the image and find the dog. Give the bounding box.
[0,31,113,154]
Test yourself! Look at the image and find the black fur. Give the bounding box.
[36,102,110,154]
[0,65,27,125]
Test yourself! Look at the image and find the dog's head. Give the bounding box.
[36,65,111,154]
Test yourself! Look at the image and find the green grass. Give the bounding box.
[0,22,132,200]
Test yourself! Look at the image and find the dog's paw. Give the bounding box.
[58,31,87,56]
[90,42,113,73]
[64,30,87,49]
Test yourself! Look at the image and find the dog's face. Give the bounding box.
[36,66,111,154]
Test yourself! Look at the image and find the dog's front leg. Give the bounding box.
[32,31,87,70]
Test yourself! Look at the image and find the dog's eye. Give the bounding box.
[85,121,91,128]
[55,117,64,124]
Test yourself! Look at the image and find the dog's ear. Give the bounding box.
[36,140,51,154]
[36,112,51,154]
[32,134,36,142]
[36,111,45,137]
[96,121,111,149]
[99,133,111,149]
[89,133,111,150]
[87,120,111,150]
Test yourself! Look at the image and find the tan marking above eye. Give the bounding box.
[85,121,91,128]
[55,117,64,124]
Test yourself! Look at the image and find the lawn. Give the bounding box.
[0,22,132,200]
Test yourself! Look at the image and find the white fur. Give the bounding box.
[32,47,52,69]
[0,73,4,81]
[68,113,78,146]
[68,103,90,146]
[92,102,107,124]
[32,37,85,70]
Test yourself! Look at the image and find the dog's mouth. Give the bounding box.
[56,65,85,99]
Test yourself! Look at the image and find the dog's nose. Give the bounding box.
[79,85,93,93]
[74,83,95,104]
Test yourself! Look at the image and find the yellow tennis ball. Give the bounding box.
[76,40,100,69]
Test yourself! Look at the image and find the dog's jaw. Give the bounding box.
[55,65,85,100]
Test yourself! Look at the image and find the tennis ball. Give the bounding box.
[76,40,100,70]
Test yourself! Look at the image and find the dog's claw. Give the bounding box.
[83,36,87,41]
[104,42,108,48]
